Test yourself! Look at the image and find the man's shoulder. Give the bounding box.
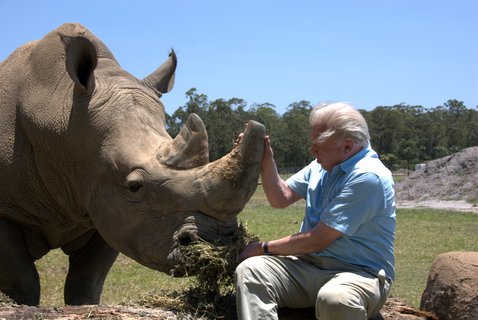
[297,160,323,178]
[356,152,391,174]
[349,157,393,188]
[287,160,323,187]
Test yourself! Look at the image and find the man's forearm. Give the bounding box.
[238,222,343,261]
[261,157,292,208]
[266,222,342,255]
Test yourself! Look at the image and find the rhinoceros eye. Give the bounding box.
[124,171,146,202]
[127,181,142,193]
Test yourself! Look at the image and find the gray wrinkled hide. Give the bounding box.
[0,23,264,305]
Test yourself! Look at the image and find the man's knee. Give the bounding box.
[235,256,266,288]
[235,259,251,285]
[235,256,283,300]
[316,286,367,319]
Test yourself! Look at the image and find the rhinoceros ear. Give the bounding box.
[63,36,97,95]
[142,49,177,94]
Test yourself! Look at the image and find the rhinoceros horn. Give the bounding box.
[142,50,177,94]
[153,119,265,222]
[157,113,209,169]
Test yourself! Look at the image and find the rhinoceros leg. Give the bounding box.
[0,218,40,305]
[64,231,118,305]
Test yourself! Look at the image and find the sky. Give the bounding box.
[1,0,477,116]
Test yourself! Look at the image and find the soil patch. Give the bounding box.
[0,298,438,319]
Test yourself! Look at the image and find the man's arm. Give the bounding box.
[238,222,342,261]
[261,136,302,208]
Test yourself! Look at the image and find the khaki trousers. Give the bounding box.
[235,255,391,320]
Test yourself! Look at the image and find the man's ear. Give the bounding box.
[343,138,354,154]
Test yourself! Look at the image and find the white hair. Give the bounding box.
[309,102,370,147]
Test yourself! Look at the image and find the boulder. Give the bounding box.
[420,251,478,319]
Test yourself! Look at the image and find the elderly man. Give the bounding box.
[235,102,396,320]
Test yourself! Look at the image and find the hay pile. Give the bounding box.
[135,223,259,319]
[0,291,14,306]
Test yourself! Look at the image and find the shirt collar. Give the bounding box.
[334,143,377,174]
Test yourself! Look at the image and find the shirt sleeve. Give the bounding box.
[320,171,386,236]
[286,161,318,199]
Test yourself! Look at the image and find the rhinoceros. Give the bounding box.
[0,23,264,306]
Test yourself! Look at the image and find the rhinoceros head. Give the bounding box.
[44,24,264,274]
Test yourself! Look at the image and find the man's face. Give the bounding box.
[309,125,348,171]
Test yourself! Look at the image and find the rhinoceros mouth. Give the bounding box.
[166,213,238,277]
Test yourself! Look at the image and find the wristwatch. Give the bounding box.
[263,241,271,255]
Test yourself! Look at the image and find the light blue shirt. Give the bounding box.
[286,144,396,281]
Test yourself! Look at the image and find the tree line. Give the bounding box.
[166,88,478,172]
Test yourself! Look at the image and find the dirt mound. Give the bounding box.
[395,146,478,205]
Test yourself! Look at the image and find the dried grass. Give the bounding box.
[0,291,15,306]
[135,223,259,319]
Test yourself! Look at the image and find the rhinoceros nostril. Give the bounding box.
[178,234,193,246]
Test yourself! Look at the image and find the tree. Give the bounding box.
[367,106,404,155]
[416,107,447,160]
[166,88,209,137]
[206,98,246,161]
[277,101,313,170]
[248,103,280,133]
[464,107,478,147]
[443,99,469,152]
[397,138,419,173]
[166,88,476,172]
[379,153,400,171]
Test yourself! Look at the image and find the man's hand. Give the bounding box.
[238,242,264,262]
[262,135,274,165]
[233,122,250,149]
[233,132,244,148]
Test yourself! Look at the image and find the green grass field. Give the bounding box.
[34,184,478,309]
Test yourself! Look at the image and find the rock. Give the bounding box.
[420,251,478,319]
